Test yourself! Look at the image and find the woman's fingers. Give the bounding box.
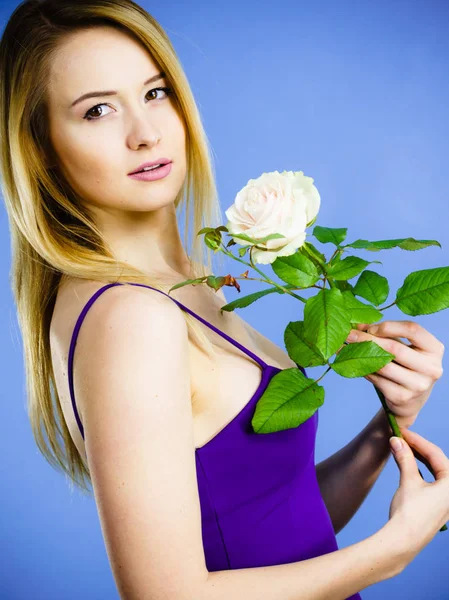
[400,429,449,481]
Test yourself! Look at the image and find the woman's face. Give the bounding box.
[46,26,187,218]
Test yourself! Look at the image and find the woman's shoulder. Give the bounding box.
[50,275,191,457]
[51,275,178,342]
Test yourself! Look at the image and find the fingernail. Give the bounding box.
[346,331,358,341]
[390,437,403,453]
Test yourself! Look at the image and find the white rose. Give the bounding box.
[224,170,321,265]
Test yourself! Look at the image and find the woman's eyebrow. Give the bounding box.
[70,72,166,108]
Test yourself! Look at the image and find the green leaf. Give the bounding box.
[303,288,352,360]
[251,368,325,433]
[333,279,355,293]
[352,270,389,306]
[341,291,383,324]
[300,241,327,273]
[206,275,226,291]
[218,285,290,312]
[313,226,348,246]
[302,241,326,263]
[199,225,228,236]
[284,321,327,367]
[168,277,208,293]
[327,256,382,281]
[346,237,441,252]
[332,341,395,377]
[271,252,321,288]
[204,231,221,251]
[197,227,216,236]
[395,266,449,315]
[226,231,287,245]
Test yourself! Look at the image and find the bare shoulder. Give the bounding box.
[64,281,208,598]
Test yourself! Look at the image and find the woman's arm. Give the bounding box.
[203,520,405,600]
[316,408,392,534]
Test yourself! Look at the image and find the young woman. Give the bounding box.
[1,1,448,599]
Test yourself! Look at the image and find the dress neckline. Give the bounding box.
[194,363,282,451]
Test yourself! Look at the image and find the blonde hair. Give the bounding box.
[0,0,227,496]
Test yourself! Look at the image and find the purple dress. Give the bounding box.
[68,282,362,600]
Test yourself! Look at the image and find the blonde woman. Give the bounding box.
[1,1,448,599]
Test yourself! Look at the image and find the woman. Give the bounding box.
[1,1,448,599]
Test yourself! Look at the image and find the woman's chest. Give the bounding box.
[187,313,298,449]
[51,280,298,453]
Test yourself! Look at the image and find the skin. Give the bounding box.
[350,320,444,430]
[46,25,192,283]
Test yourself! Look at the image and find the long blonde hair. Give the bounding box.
[0,0,226,496]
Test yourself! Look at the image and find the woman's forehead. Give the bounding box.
[47,28,160,111]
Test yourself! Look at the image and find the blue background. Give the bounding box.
[1,0,448,598]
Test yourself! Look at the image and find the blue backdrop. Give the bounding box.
[1,0,448,598]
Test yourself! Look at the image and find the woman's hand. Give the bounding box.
[386,427,449,557]
[345,320,445,430]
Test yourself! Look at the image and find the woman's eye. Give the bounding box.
[83,86,173,121]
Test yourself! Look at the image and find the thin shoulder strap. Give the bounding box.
[68,283,122,440]
[68,282,269,440]
[124,282,268,368]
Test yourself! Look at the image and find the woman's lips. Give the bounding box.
[127,162,172,181]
